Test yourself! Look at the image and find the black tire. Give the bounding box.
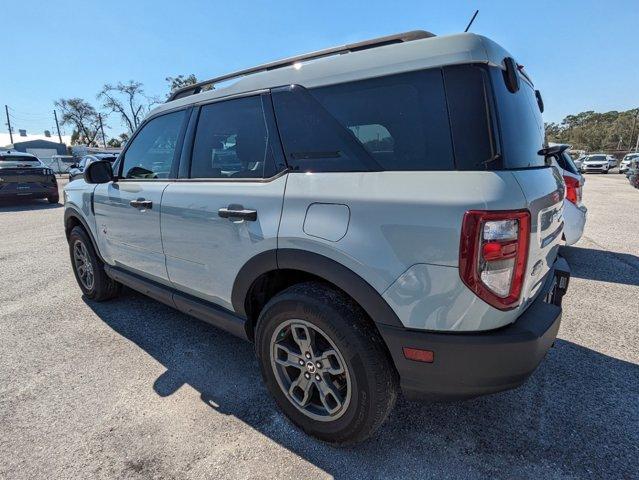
[48,194,60,204]
[255,282,398,445]
[68,226,120,301]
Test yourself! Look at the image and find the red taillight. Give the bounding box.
[459,210,530,310]
[563,175,581,205]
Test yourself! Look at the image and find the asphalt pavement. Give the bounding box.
[0,173,637,479]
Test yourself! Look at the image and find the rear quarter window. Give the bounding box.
[272,69,455,172]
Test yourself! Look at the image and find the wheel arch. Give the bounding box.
[232,249,404,340]
[64,208,104,262]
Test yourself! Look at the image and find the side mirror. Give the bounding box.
[84,159,114,184]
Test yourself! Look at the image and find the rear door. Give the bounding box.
[160,94,288,311]
[94,109,188,284]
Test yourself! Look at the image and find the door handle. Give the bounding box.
[129,199,153,210]
[218,206,257,221]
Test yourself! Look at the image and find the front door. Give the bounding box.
[94,109,187,284]
[160,94,288,310]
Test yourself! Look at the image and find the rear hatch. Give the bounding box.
[488,63,564,307]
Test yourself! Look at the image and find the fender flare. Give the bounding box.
[64,207,104,262]
[231,248,403,328]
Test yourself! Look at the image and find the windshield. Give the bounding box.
[624,154,638,161]
[0,155,39,162]
[587,155,607,162]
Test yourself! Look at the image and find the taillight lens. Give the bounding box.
[563,175,581,205]
[459,210,530,310]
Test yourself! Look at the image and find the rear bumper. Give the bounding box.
[582,165,608,172]
[0,183,58,198]
[378,256,570,401]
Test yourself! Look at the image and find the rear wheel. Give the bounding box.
[48,194,59,204]
[255,282,398,445]
[68,226,120,301]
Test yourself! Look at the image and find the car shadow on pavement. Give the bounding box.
[560,245,639,286]
[85,288,638,479]
[0,199,62,212]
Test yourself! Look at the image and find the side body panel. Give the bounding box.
[93,181,170,283]
[63,180,98,237]
[160,176,287,310]
[278,170,531,331]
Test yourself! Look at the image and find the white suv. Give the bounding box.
[64,31,570,444]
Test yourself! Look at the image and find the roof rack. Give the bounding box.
[167,30,435,102]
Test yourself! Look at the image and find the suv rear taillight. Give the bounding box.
[459,210,530,310]
[563,175,581,205]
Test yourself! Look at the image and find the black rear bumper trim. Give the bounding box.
[378,256,570,401]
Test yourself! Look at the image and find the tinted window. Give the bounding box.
[443,65,498,170]
[272,85,377,172]
[490,68,545,169]
[559,151,579,175]
[191,95,282,179]
[588,155,606,162]
[310,70,454,171]
[121,110,185,179]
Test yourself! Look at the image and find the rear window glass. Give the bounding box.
[310,69,454,171]
[272,69,454,172]
[490,69,545,169]
[443,65,498,170]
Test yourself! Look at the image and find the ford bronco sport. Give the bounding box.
[64,31,570,444]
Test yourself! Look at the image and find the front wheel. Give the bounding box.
[68,226,120,301]
[48,194,59,204]
[255,282,398,445]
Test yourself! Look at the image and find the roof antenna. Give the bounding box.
[464,10,479,32]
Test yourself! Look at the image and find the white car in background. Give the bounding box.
[581,154,611,173]
[619,153,638,174]
[548,144,587,245]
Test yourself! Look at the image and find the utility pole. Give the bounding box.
[53,110,63,144]
[98,114,106,148]
[4,105,13,145]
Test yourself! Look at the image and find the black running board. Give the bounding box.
[104,265,249,341]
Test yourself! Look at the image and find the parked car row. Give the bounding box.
[625,155,639,188]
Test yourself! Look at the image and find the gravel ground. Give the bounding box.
[0,174,637,479]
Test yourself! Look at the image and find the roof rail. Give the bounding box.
[167,30,435,102]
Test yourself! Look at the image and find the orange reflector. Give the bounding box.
[403,347,434,363]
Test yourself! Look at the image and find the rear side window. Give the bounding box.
[271,85,378,172]
[443,65,498,170]
[490,68,545,169]
[272,69,454,172]
[121,110,186,179]
[190,95,284,179]
[310,69,454,171]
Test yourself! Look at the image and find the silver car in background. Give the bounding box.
[581,154,611,173]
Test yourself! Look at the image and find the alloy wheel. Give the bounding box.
[73,240,95,291]
[270,319,351,421]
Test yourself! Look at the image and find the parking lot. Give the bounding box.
[0,173,637,479]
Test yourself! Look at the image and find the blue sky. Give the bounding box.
[2,0,638,138]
